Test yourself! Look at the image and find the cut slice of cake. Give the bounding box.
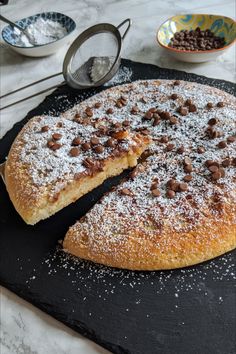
[5,115,150,225]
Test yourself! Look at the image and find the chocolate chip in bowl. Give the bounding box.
[168,27,226,51]
[157,14,236,62]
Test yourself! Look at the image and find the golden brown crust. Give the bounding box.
[63,206,236,270]
[63,79,236,270]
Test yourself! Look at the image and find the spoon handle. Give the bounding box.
[0,14,24,32]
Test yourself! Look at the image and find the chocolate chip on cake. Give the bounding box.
[69,147,80,157]
[167,178,176,188]
[52,133,62,141]
[188,104,197,113]
[96,126,108,136]
[153,116,160,126]
[167,190,175,198]
[144,111,153,120]
[177,146,185,154]
[130,164,145,179]
[113,122,122,130]
[94,102,102,108]
[173,80,180,86]
[183,157,192,165]
[131,106,139,114]
[72,137,81,146]
[93,144,104,154]
[150,182,159,190]
[197,146,205,154]
[41,125,49,132]
[160,136,169,143]
[184,99,192,106]
[50,143,62,151]
[206,126,218,139]
[219,167,226,178]
[116,101,123,108]
[85,107,93,117]
[160,111,171,120]
[208,165,219,173]
[90,137,100,146]
[232,157,236,166]
[112,129,129,140]
[106,108,114,114]
[173,182,181,192]
[222,159,231,167]
[217,101,225,107]
[130,168,138,179]
[207,160,220,168]
[166,143,175,151]
[150,107,158,113]
[184,164,193,173]
[152,188,161,197]
[153,113,160,119]
[140,96,148,103]
[169,116,179,125]
[183,174,192,182]
[212,171,221,180]
[179,182,188,192]
[152,177,159,183]
[82,117,91,125]
[167,179,179,192]
[178,106,188,116]
[208,117,217,126]
[170,93,178,100]
[73,114,82,123]
[205,159,214,167]
[206,102,213,109]
[140,129,150,136]
[227,136,236,143]
[47,140,55,148]
[120,96,127,105]
[81,142,91,151]
[120,188,133,196]
[218,141,227,149]
[106,138,117,148]
[123,120,130,127]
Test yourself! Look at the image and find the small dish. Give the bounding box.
[157,14,236,63]
[1,12,76,57]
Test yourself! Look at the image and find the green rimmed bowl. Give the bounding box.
[157,14,236,63]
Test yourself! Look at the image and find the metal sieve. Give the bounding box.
[0,19,131,110]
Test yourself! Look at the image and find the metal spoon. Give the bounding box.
[0,14,35,45]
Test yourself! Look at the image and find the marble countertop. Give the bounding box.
[0,0,235,353]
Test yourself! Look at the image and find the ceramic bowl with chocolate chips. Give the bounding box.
[157,14,236,62]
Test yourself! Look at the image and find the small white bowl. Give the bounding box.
[1,12,76,57]
[157,14,236,63]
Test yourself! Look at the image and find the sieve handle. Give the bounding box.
[117,18,132,40]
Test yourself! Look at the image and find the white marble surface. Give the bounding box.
[0,0,235,353]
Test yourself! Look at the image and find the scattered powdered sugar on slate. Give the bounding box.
[29,246,235,301]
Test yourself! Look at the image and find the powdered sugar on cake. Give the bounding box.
[60,79,236,249]
[12,80,236,236]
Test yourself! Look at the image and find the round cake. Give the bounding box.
[63,79,236,270]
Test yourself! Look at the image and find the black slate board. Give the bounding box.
[0,59,235,354]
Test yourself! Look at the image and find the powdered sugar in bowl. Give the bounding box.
[2,12,76,57]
